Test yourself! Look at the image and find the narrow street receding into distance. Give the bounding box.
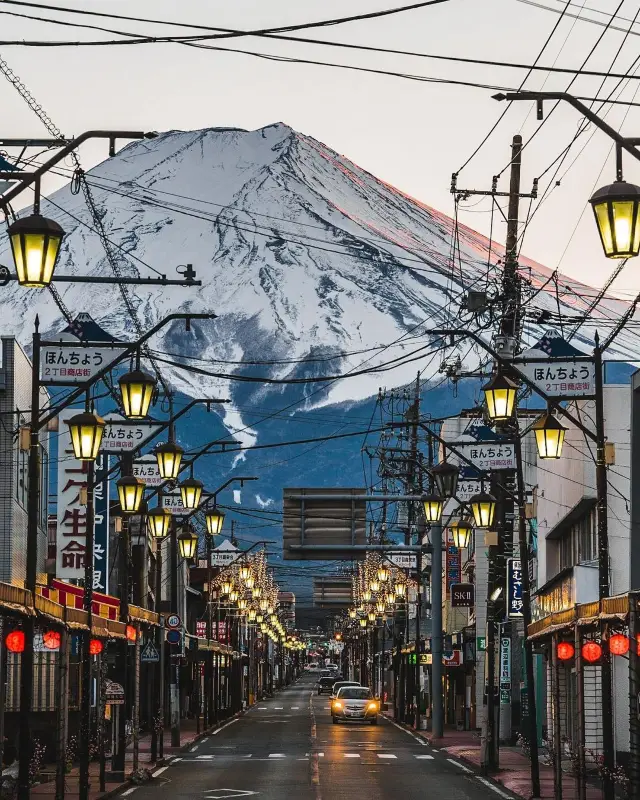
[127,674,509,800]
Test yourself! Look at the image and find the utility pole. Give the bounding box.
[484,135,523,776]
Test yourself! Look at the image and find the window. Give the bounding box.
[338,687,372,700]
[556,508,597,572]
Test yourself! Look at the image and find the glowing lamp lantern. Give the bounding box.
[449,518,473,549]
[482,373,518,422]
[5,630,25,653]
[582,641,603,663]
[179,476,203,510]
[229,590,239,603]
[469,492,497,529]
[384,591,395,606]
[348,608,357,619]
[8,214,65,287]
[177,529,198,560]
[244,574,255,590]
[67,411,105,462]
[117,476,145,514]
[256,614,264,624]
[239,565,251,582]
[395,582,406,597]
[533,413,567,460]
[609,634,630,656]
[42,630,61,650]
[238,598,248,611]
[126,625,137,643]
[359,618,367,629]
[430,460,459,499]
[147,505,171,539]
[205,507,225,536]
[556,641,575,661]
[221,579,233,596]
[252,586,262,599]
[422,493,444,524]
[155,441,183,480]
[89,639,104,656]
[367,610,376,622]
[589,180,640,259]
[375,600,385,614]
[362,589,372,602]
[377,565,389,583]
[119,369,156,419]
[369,580,380,594]
[248,609,257,622]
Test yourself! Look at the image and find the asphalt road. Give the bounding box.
[118,674,514,800]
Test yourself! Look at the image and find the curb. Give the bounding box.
[383,716,526,800]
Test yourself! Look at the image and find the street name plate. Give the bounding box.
[40,345,127,384]
[102,416,163,453]
[387,552,417,569]
[514,358,595,398]
[133,456,163,486]
[453,441,516,471]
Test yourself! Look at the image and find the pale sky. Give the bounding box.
[3,0,640,293]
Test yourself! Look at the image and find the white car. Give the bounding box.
[331,686,379,724]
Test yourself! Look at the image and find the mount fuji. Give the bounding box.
[0,123,636,548]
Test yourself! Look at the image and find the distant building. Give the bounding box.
[0,336,49,585]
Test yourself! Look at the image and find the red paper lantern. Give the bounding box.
[609,634,630,656]
[42,630,61,650]
[637,633,640,656]
[557,641,574,661]
[89,639,103,656]
[5,631,25,653]
[126,625,137,643]
[582,641,603,663]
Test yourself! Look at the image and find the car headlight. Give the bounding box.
[368,702,378,711]
[333,701,343,710]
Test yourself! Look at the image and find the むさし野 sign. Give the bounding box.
[507,558,524,618]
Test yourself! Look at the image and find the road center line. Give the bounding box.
[121,789,137,797]
[151,766,169,777]
[476,777,513,797]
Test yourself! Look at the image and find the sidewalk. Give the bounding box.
[31,717,227,800]
[386,718,601,800]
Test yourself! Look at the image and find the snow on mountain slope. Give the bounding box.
[0,123,636,442]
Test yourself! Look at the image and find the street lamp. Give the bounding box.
[395,581,406,597]
[362,589,372,602]
[377,565,389,583]
[449,518,473,549]
[221,579,233,596]
[349,608,357,619]
[147,505,171,538]
[590,180,640,259]
[178,529,198,560]
[205,507,225,535]
[430,460,459,498]
[179,476,203,509]
[117,476,145,514]
[119,368,156,419]
[155,441,183,480]
[67,411,105,462]
[533,412,567,459]
[469,491,497,529]
[482,372,518,421]
[422,493,444,523]
[8,214,65,287]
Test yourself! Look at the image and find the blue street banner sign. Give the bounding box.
[507,558,524,618]
[166,630,181,646]
[94,453,110,593]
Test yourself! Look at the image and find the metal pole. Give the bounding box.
[574,625,586,800]
[415,547,422,731]
[159,617,165,760]
[431,522,443,739]
[170,519,180,746]
[483,594,497,774]
[514,436,541,796]
[594,337,615,800]
[18,319,41,800]
[98,651,106,793]
[629,592,640,800]
[551,633,563,800]
[79,457,95,800]
[55,628,69,800]
[133,622,140,771]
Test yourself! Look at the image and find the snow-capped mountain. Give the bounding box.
[0,123,636,449]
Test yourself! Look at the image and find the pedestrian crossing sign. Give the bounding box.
[140,640,160,662]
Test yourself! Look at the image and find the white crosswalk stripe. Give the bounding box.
[344,753,360,758]
[377,754,397,759]
[415,754,435,760]
[269,753,286,758]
